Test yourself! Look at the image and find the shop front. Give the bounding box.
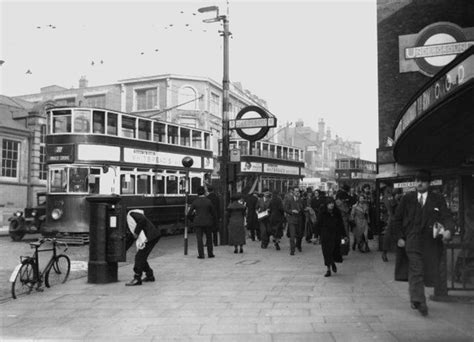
[377,47,474,292]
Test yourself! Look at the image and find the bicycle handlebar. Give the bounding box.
[33,238,68,249]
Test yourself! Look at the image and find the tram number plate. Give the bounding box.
[109,216,117,228]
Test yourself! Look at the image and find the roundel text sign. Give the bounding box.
[229,106,277,142]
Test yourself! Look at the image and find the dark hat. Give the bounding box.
[342,184,350,192]
[415,169,431,182]
[231,193,242,201]
[197,186,206,195]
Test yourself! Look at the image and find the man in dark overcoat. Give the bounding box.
[207,185,220,246]
[390,170,454,316]
[284,187,304,255]
[245,192,259,241]
[188,186,217,259]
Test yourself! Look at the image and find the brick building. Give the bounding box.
[376,0,474,239]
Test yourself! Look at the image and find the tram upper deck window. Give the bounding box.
[262,143,269,157]
[168,125,178,144]
[120,173,136,194]
[288,148,294,161]
[93,111,105,134]
[107,112,118,136]
[122,116,136,138]
[138,119,152,140]
[269,144,275,158]
[154,122,166,142]
[50,168,67,192]
[180,127,191,146]
[52,110,72,133]
[204,133,210,150]
[192,130,202,148]
[73,109,91,133]
[283,147,288,159]
[276,146,282,158]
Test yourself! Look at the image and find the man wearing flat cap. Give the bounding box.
[389,169,454,316]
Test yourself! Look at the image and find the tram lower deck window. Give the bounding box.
[121,174,136,194]
[50,168,67,192]
[69,167,88,192]
[137,175,151,194]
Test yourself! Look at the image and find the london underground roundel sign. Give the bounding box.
[230,106,277,142]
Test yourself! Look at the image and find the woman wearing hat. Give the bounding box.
[317,198,346,277]
[227,193,247,253]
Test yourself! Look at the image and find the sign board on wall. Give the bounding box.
[263,164,299,175]
[240,161,263,172]
[399,22,474,76]
[124,148,204,168]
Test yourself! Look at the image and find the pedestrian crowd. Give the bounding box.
[184,183,380,279]
[124,170,458,318]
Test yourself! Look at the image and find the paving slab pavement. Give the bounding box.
[1,235,473,341]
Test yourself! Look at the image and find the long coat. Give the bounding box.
[350,203,370,241]
[318,209,346,266]
[245,194,259,231]
[188,196,216,228]
[390,190,454,286]
[207,192,221,231]
[227,201,246,246]
[268,196,285,238]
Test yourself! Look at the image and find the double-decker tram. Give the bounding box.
[44,106,213,235]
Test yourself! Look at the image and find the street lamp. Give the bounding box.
[198,5,231,245]
[182,156,194,255]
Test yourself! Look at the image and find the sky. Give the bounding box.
[0,0,378,161]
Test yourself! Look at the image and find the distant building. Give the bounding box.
[0,96,50,227]
[276,119,360,179]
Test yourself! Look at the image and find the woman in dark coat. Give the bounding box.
[318,198,347,277]
[227,193,247,253]
[268,189,285,250]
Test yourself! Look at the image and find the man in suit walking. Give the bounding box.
[188,186,217,259]
[125,209,161,286]
[207,185,220,246]
[390,169,454,316]
[284,187,304,255]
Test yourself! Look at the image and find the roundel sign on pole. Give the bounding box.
[229,106,277,142]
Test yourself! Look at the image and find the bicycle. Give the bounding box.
[10,237,71,299]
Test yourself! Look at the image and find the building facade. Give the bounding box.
[277,119,361,180]
[376,0,474,242]
[0,96,50,227]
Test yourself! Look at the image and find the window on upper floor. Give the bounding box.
[138,119,152,140]
[73,109,91,133]
[210,92,220,115]
[136,87,158,111]
[168,125,178,144]
[1,139,19,178]
[154,122,166,142]
[121,116,136,138]
[178,86,198,110]
[180,127,190,146]
[85,94,106,108]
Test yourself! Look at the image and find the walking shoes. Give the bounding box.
[411,302,429,316]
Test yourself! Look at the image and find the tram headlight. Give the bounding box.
[15,211,23,217]
[51,208,63,220]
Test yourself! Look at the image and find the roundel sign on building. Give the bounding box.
[229,106,277,142]
[399,22,474,76]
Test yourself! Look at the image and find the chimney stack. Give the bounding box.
[79,76,88,88]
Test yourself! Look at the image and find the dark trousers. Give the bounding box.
[126,232,160,279]
[195,226,213,257]
[260,220,270,246]
[407,250,426,303]
[288,220,302,253]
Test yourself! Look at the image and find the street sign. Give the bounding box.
[231,105,277,142]
[229,117,276,129]
[230,148,241,162]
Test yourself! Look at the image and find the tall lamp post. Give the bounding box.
[198,5,231,245]
[182,156,194,255]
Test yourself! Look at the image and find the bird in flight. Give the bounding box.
[26,69,32,74]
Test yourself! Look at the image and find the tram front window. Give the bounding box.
[50,168,68,192]
[73,109,91,133]
[69,167,88,192]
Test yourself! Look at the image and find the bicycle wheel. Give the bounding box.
[45,254,70,288]
[11,260,35,299]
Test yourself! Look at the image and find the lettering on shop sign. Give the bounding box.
[395,53,474,141]
[123,148,203,168]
